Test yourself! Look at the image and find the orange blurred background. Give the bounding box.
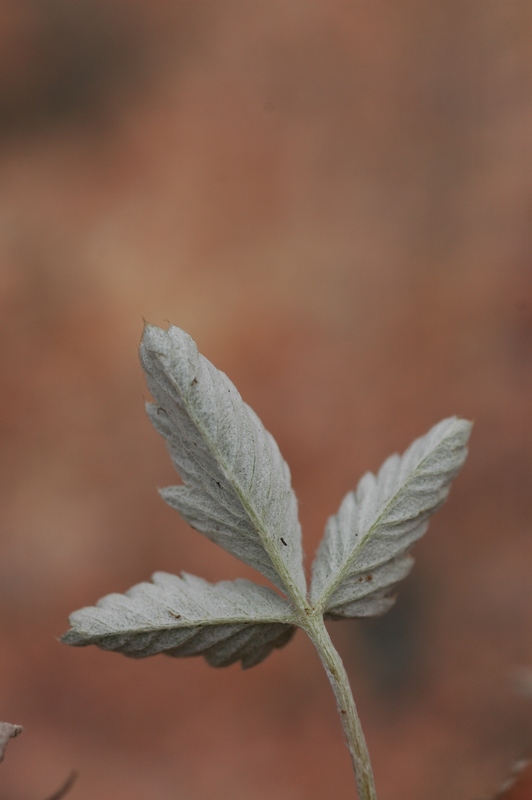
[1,2,532,798]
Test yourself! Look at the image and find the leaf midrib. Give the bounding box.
[163,355,305,609]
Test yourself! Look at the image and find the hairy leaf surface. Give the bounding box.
[310,417,471,617]
[0,723,23,763]
[140,325,306,602]
[63,573,296,669]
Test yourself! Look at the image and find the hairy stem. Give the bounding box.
[302,614,377,800]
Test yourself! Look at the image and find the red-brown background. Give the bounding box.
[1,2,532,798]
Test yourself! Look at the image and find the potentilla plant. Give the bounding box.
[63,325,471,800]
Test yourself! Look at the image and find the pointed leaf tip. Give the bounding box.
[0,722,23,763]
[310,416,472,617]
[139,324,306,604]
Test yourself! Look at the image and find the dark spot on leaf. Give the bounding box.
[191,377,198,386]
[366,575,373,582]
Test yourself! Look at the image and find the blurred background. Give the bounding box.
[0,1,532,798]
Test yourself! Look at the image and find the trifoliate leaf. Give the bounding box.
[140,325,306,604]
[63,573,297,669]
[310,417,472,617]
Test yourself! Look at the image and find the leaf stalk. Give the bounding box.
[302,613,377,800]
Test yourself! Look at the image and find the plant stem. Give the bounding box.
[302,613,377,800]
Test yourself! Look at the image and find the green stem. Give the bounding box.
[302,614,377,800]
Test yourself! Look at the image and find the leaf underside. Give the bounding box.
[140,325,306,602]
[63,573,296,669]
[63,324,472,677]
[0,723,23,763]
[311,417,472,618]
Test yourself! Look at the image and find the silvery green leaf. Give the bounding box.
[140,325,306,603]
[310,417,472,617]
[62,573,296,669]
[0,722,23,763]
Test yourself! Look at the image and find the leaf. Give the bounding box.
[0,722,23,763]
[310,417,472,617]
[63,573,297,669]
[140,325,306,603]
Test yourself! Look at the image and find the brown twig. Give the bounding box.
[43,771,78,800]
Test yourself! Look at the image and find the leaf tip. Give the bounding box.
[0,722,24,763]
